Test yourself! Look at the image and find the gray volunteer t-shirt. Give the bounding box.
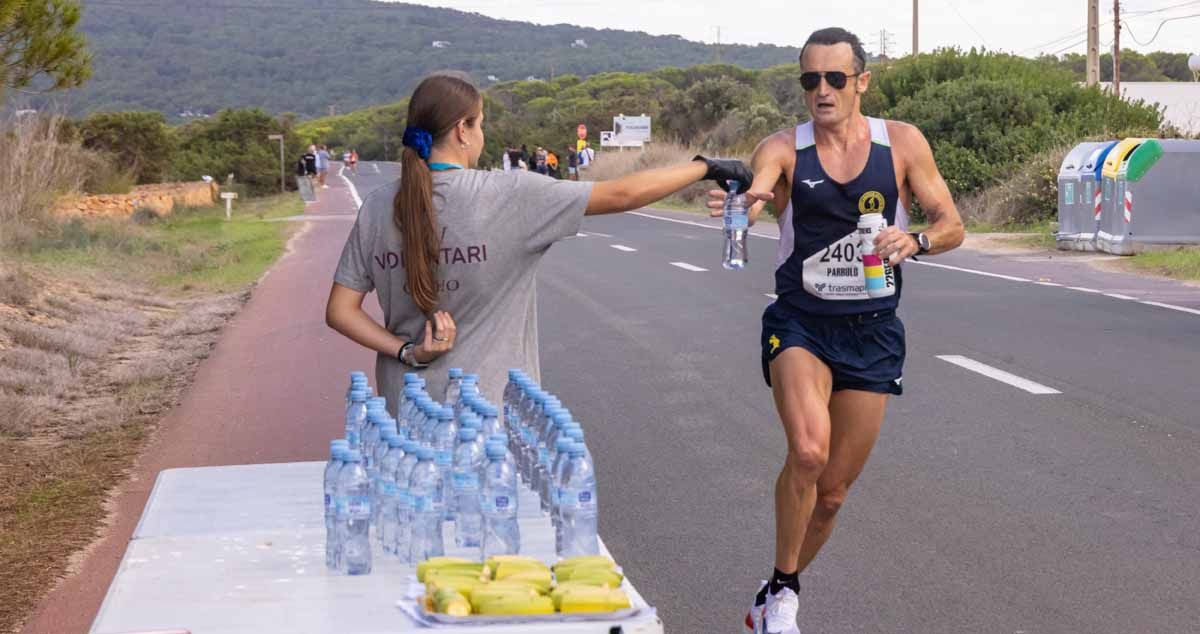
[334,169,593,410]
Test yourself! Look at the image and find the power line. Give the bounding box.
[941,0,991,48]
[1122,12,1200,44]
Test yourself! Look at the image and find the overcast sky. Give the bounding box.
[387,0,1200,57]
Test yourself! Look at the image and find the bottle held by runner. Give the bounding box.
[324,440,349,570]
[857,212,896,299]
[722,179,749,270]
[336,450,372,575]
[481,442,521,558]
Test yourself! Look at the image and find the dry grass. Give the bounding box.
[0,114,98,246]
[0,268,37,307]
[956,145,1070,227]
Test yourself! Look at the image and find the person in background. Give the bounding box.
[303,145,318,184]
[349,149,359,175]
[546,150,559,179]
[566,146,579,181]
[502,148,512,171]
[324,74,752,409]
[578,142,595,171]
[316,144,331,189]
[520,144,531,170]
[507,146,523,172]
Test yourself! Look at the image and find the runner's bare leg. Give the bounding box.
[770,347,834,573]
[794,389,887,572]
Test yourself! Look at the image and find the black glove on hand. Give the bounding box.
[694,155,753,193]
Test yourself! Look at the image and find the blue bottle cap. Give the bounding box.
[464,373,480,383]
[349,389,368,401]
[482,403,499,418]
[508,369,521,380]
[552,411,572,427]
[485,444,506,460]
[488,433,507,446]
[459,413,481,429]
[448,368,463,379]
[459,427,477,441]
[345,450,363,462]
[402,440,421,453]
[439,406,454,421]
[568,443,585,457]
[403,372,420,383]
[417,446,435,461]
[556,437,574,452]
[387,434,406,448]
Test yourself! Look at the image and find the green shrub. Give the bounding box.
[170,109,305,196]
[78,112,175,184]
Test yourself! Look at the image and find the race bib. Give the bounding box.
[803,231,869,300]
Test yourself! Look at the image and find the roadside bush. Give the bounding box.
[78,111,175,184]
[170,109,305,196]
[0,114,89,246]
[957,144,1068,226]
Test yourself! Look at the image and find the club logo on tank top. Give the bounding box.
[858,191,885,214]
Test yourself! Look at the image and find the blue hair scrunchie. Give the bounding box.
[402,126,433,161]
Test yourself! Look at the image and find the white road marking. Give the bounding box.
[936,355,1061,395]
[372,163,380,174]
[630,211,778,240]
[1105,293,1138,300]
[670,261,708,272]
[610,244,637,252]
[910,260,1031,282]
[628,210,1200,317]
[1066,286,1103,293]
[585,231,614,238]
[1139,301,1200,316]
[338,166,363,210]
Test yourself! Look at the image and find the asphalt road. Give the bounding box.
[28,161,1199,633]
[347,162,1200,633]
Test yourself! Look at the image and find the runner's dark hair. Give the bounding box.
[394,75,482,314]
[800,28,868,73]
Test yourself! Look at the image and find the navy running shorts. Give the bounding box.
[760,300,906,395]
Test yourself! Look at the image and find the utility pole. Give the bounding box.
[1086,0,1100,86]
[912,0,919,56]
[715,26,721,64]
[1112,0,1121,97]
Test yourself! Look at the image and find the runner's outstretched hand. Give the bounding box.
[706,188,775,217]
[693,156,755,193]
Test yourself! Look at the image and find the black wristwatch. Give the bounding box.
[910,232,931,255]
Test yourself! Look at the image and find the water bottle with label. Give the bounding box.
[394,439,422,561]
[479,402,503,440]
[481,442,521,558]
[455,375,480,419]
[408,446,446,562]
[432,406,458,520]
[722,179,749,270]
[452,427,485,548]
[324,440,349,570]
[362,399,386,471]
[336,450,372,575]
[503,369,523,428]
[551,436,575,553]
[345,389,369,450]
[558,442,599,558]
[857,212,896,299]
[377,433,405,553]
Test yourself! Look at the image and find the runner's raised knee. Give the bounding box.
[784,441,828,481]
[812,486,848,521]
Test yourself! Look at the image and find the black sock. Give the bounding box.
[768,568,800,595]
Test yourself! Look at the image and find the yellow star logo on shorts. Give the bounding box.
[769,334,781,353]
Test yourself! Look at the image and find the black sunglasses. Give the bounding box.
[800,71,861,91]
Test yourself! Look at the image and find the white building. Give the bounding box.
[571,39,588,49]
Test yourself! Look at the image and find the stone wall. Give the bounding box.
[55,182,219,218]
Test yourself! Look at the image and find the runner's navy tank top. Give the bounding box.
[775,118,909,316]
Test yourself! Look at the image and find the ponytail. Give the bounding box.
[394,145,440,314]
[392,74,482,315]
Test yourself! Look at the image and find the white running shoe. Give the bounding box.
[762,586,801,634]
[744,580,768,633]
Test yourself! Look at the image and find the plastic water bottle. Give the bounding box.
[362,400,387,471]
[542,412,572,511]
[503,369,523,427]
[455,375,480,418]
[397,386,419,437]
[408,446,446,562]
[475,402,499,440]
[722,179,749,270]
[857,212,896,299]
[453,427,485,548]
[558,442,599,558]
[324,440,349,570]
[394,439,422,561]
[444,368,464,407]
[431,406,458,520]
[371,424,397,531]
[336,450,372,575]
[345,371,368,409]
[345,389,368,450]
[481,442,521,558]
[420,398,442,445]
[551,436,575,552]
[377,434,405,553]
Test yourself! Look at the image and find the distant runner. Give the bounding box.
[316,144,331,189]
[349,149,359,175]
[303,145,318,183]
[708,28,964,634]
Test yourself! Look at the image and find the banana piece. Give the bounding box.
[556,587,632,613]
[474,594,556,615]
[498,568,552,593]
[426,574,488,595]
[485,554,546,570]
[432,589,472,616]
[493,560,550,580]
[416,557,484,582]
[555,566,624,586]
[553,555,615,572]
[468,584,541,610]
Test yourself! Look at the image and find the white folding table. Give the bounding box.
[90,462,664,634]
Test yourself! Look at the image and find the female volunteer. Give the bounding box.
[326,75,749,409]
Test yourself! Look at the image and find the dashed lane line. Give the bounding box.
[610,244,638,252]
[936,355,1061,395]
[670,262,708,272]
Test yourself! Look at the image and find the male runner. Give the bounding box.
[709,28,964,633]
